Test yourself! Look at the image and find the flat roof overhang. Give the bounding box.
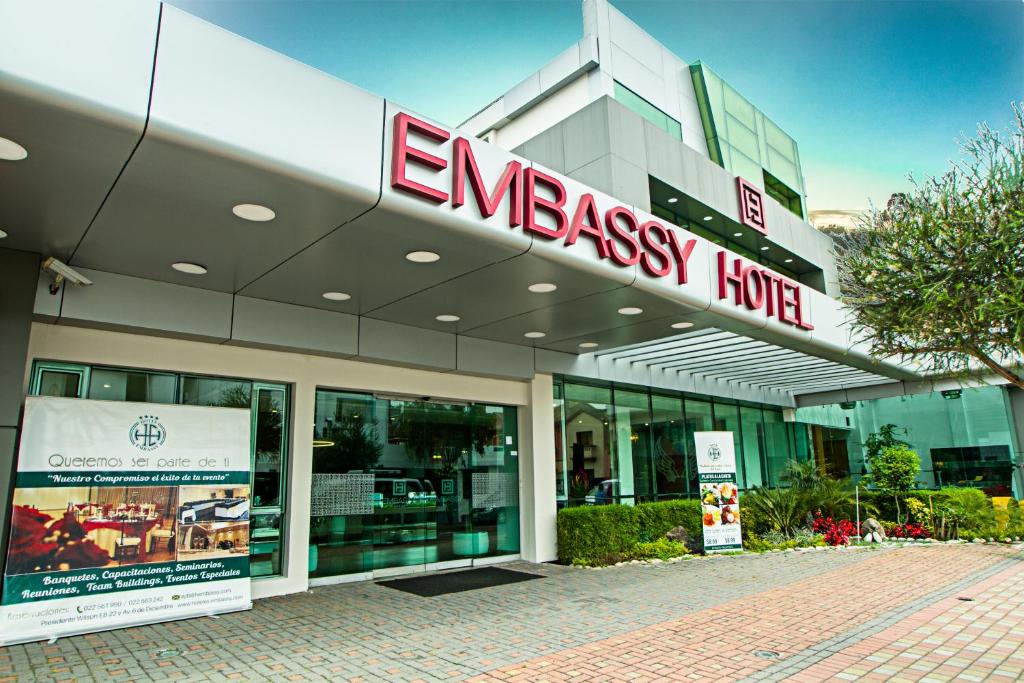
[0,1,920,398]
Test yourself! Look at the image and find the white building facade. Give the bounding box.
[0,0,1020,605]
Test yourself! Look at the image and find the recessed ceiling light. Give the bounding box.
[667,197,678,204]
[618,307,643,315]
[733,232,743,237]
[784,258,794,263]
[524,331,546,339]
[0,136,28,161]
[406,250,440,263]
[322,291,351,301]
[671,322,695,329]
[528,283,557,293]
[703,215,713,221]
[435,314,461,322]
[579,342,599,349]
[0,229,7,239]
[171,262,207,275]
[232,203,275,222]
[760,246,770,251]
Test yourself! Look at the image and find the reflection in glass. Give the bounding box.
[88,369,176,404]
[563,384,615,505]
[740,406,766,488]
[613,389,653,504]
[310,391,519,579]
[38,370,81,398]
[253,388,285,508]
[684,399,713,494]
[250,513,281,577]
[651,395,687,499]
[180,376,252,408]
[712,400,744,486]
[763,409,791,485]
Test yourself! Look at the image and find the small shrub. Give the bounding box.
[626,538,688,561]
[813,514,856,546]
[891,522,930,539]
[792,527,826,547]
[743,486,803,536]
[745,529,823,552]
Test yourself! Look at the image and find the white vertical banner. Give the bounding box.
[0,397,252,646]
[694,431,742,552]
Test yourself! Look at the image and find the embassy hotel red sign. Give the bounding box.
[390,112,812,330]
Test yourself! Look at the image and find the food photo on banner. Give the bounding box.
[694,431,743,552]
[0,396,253,646]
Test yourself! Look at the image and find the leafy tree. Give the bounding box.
[315,411,382,474]
[867,445,921,523]
[829,104,1024,387]
[862,423,910,461]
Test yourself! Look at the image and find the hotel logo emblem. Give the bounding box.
[129,415,167,451]
[707,444,722,462]
[736,176,767,235]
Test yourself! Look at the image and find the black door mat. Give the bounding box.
[378,566,543,597]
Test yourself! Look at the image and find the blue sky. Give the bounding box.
[166,0,1022,212]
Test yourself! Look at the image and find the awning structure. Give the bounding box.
[0,1,920,403]
[591,328,900,396]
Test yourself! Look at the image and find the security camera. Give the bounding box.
[42,257,92,295]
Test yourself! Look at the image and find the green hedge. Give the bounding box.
[556,499,702,566]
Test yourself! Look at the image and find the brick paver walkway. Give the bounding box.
[0,543,1020,682]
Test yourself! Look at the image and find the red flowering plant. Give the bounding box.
[812,513,857,546]
[890,522,930,539]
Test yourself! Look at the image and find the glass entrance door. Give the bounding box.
[309,391,520,581]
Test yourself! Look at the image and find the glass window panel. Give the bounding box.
[764,118,796,160]
[613,389,654,504]
[554,382,568,504]
[763,409,792,485]
[311,390,519,578]
[723,83,756,129]
[740,406,766,488]
[181,376,252,408]
[311,390,381,577]
[711,400,745,488]
[727,145,764,186]
[564,383,615,505]
[88,368,176,404]
[253,387,285,508]
[37,370,82,398]
[683,398,713,494]
[846,386,1017,492]
[250,512,282,577]
[725,113,760,162]
[651,395,687,499]
[614,81,682,141]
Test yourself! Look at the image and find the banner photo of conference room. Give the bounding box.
[176,486,250,561]
[7,486,177,574]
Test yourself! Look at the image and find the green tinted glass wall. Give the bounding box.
[614,81,683,141]
[800,387,1020,494]
[690,62,806,219]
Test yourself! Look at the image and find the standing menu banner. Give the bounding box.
[694,431,743,552]
[0,397,252,645]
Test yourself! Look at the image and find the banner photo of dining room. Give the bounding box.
[0,396,253,646]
